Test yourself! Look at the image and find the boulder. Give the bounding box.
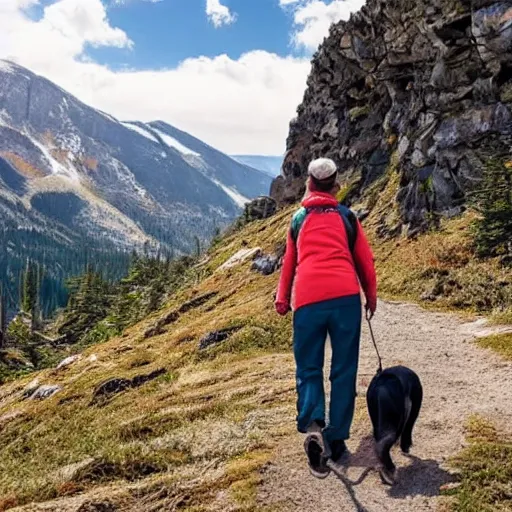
[30,385,62,400]
[22,378,40,399]
[251,254,280,276]
[218,247,262,272]
[56,354,81,370]
[244,196,277,221]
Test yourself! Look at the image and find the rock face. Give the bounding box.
[218,247,262,271]
[29,384,62,400]
[272,0,512,230]
[245,196,277,221]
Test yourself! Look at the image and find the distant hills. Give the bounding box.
[231,155,283,177]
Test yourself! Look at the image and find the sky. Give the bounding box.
[0,0,365,155]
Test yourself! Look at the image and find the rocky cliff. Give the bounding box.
[272,0,512,234]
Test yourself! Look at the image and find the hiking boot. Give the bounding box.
[304,433,331,479]
[306,419,325,433]
[330,439,348,464]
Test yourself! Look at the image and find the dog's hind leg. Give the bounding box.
[376,433,397,485]
[400,382,423,454]
[373,383,401,485]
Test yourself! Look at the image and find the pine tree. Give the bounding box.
[0,283,6,348]
[22,260,39,329]
[470,157,512,262]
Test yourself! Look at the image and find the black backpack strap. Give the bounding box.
[337,205,358,254]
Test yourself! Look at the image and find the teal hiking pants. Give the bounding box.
[293,295,362,443]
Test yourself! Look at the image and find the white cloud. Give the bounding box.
[1,0,132,69]
[112,0,162,5]
[281,0,364,52]
[0,0,310,154]
[206,0,237,28]
[0,0,366,154]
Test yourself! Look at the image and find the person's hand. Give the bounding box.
[275,301,290,316]
[365,299,376,320]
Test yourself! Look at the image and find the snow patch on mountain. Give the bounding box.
[211,179,249,208]
[28,134,80,182]
[0,109,11,127]
[122,122,159,143]
[153,129,199,156]
[109,157,153,203]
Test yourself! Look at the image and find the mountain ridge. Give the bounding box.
[0,59,271,251]
[0,59,271,315]
[230,155,283,177]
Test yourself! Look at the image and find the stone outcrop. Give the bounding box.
[90,368,166,405]
[198,327,242,350]
[244,196,277,221]
[272,0,512,231]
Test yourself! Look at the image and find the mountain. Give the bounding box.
[230,155,283,177]
[271,0,512,235]
[0,60,272,314]
[0,60,271,252]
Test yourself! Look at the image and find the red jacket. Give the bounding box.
[276,192,377,312]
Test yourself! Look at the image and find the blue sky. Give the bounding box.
[93,0,294,70]
[1,0,364,154]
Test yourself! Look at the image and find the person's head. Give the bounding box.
[307,158,340,195]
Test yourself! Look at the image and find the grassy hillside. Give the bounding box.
[0,209,295,511]
[0,198,510,510]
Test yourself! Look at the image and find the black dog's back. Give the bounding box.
[366,365,423,484]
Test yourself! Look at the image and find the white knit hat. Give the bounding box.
[308,158,337,180]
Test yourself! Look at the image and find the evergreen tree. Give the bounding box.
[0,283,6,348]
[194,236,201,257]
[470,157,512,262]
[21,260,39,330]
[57,267,114,343]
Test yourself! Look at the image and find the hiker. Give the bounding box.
[275,157,377,477]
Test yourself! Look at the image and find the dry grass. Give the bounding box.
[0,152,45,179]
[490,308,512,326]
[0,212,297,510]
[476,332,512,361]
[447,415,512,512]
[366,212,512,315]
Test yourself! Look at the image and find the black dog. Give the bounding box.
[366,365,423,485]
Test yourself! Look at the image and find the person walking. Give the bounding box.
[275,157,377,478]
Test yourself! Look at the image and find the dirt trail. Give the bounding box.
[258,300,512,512]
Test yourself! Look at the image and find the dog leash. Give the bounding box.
[366,310,383,374]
